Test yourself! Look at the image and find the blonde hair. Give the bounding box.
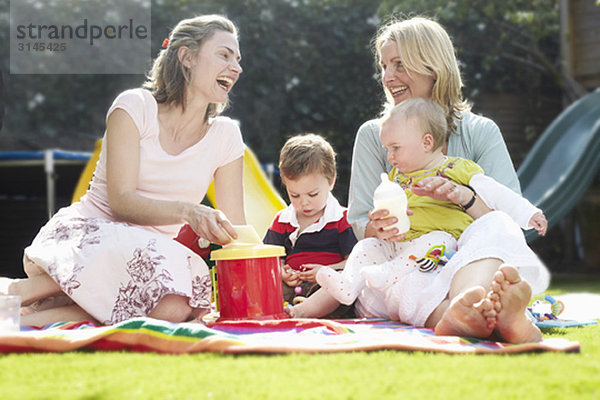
[143,15,238,119]
[279,134,337,183]
[374,16,469,132]
[381,98,448,151]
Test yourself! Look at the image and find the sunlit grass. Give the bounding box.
[1,274,598,400]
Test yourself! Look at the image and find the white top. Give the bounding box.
[76,88,245,237]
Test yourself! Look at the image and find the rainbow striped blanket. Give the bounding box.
[0,318,579,354]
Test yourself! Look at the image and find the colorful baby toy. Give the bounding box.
[528,295,565,322]
[409,245,456,273]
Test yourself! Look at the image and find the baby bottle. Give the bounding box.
[372,173,410,234]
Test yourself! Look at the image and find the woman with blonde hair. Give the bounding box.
[1,15,246,326]
[291,16,549,343]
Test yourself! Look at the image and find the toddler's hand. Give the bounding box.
[529,212,548,236]
[281,264,301,287]
[298,264,322,283]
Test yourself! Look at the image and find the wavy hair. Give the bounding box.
[374,16,470,132]
[143,15,238,119]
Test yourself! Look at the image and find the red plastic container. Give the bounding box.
[174,224,211,259]
[210,244,287,321]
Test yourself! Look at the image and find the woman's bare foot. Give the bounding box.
[1,274,62,306]
[20,295,74,316]
[488,264,542,343]
[435,286,496,338]
[285,288,342,319]
[21,304,97,327]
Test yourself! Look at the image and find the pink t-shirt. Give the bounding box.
[76,88,245,237]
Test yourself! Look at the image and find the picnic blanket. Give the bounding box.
[0,318,580,354]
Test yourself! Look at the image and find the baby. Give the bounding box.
[291,98,547,343]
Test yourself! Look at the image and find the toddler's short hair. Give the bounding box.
[381,98,448,150]
[279,133,337,183]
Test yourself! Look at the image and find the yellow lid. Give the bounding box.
[210,244,285,261]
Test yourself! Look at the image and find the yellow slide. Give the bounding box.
[72,139,102,204]
[72,141,286,238]
[206,147,286,238]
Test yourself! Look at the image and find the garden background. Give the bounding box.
[0,0,598,276]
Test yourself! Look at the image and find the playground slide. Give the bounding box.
[206,147,286,238]
[72,139,102,204]
[518,89,600,241]
[72,141,286,239]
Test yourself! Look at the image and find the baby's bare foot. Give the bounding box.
[435,286,496,338]
[285,304,304,318]
[489,264,542,343]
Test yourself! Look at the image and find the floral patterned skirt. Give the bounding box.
[23,207,212,325]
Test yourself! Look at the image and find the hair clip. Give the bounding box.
[162,38,169,48]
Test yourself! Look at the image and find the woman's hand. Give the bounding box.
[365,208,411,242]
[298,264,322,283]
[412,176,491,219]
[529,212,548,236]
[281,264,302,287]
[186,204,237,246]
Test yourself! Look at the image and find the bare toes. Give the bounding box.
[492,271,509,292]
[488,293,501,312]
[435,286,495,338]
[460,286,486,306]
[479,297,493,312]
[498,264,521,284]
[490,279,502,293]
[493,265,540,343]
[482,307,496,320]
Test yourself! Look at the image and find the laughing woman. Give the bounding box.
[290,16,550,343]
[1,15,246,326]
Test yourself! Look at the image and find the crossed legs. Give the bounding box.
[3,258,200,326]
[0,272,98,326]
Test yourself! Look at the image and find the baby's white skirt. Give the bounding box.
[23,206,212,325]
[354,211,550,326]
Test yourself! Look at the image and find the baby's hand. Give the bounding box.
[298,264,322,283]
[529,212,548,236]
[281,264,301,287]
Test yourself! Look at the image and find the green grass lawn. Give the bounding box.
[1,274,599,400]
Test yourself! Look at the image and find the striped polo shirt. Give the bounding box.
[263,193,357,271]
